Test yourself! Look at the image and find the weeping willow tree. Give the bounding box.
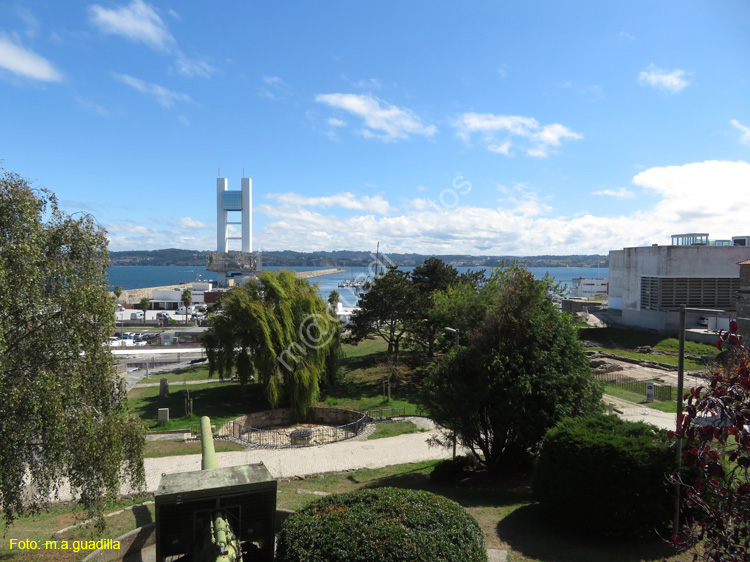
[203,270,340,420]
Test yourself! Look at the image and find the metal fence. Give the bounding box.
[189,410,381,449]
[595,372,673,401]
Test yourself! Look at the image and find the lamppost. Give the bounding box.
[444,327,459,460]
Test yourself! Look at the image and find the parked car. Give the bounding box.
[107,337,121,347]
[698,317,709,327]
[130,311,144,320]
[156,312,171,320]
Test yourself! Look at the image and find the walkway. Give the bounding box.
[126,425,462,496]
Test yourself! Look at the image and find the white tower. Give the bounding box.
[216,176,252,253]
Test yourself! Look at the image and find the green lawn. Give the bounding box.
[127,380,269,430]
[580,327,718,371]
[603,385,679,413]
[367,420,420,440]
[321,337,424,415]
[144,438,246,457]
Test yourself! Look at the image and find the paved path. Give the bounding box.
[127,425,462,496]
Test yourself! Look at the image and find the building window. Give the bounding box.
[641,277,740,310]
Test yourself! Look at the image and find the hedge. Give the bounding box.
[533,414,676,537]
[275,487,487,562]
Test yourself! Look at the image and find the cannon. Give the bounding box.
[155,416,277,562]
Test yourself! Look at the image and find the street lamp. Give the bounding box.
[444,327,460,460]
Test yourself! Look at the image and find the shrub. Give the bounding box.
[430,455,478,483]
[533,414,676,537]
[275,487,487,562]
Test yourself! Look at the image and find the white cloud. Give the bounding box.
[592,188,636,199]
[327,118,346,127]
[0,34,63,82]
[89,0,176,52]
[266,192,393,216]
[259,76,291,100]
[249,160,750,255]
[454,112,581,157]
[178,217,211,229]
[633,160,750,228]
[90,0,215,79]
[638,64,691,93]
[315,93,437,141]
[174,52,215,78]
[76,96,109,116]
[731,119,750,146]
[112,72,192,108]
[619,31,636,41]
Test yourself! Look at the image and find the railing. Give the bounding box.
[368,407,407,421]
[189,410,378,449]
[595,372,673,401]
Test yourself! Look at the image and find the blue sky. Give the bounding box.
[1,1,749,256]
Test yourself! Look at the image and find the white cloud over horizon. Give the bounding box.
[103,160,750,256]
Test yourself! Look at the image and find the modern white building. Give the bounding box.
[569,277,608,298]
[608,233,750,332]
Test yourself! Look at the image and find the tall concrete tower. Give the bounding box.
[216,176,252,253]
[209,174,259,286]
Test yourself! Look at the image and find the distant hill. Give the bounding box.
[109,249,609,268]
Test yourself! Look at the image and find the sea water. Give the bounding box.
[108,264,608,304]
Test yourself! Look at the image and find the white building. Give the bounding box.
[151,282,213,311]
[569,278,608,298]
[608,233,750,332]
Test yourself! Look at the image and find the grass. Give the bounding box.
[367,420,419,440]
[143,439,246,458]
[603,385,679,413]
[275,461,693,561]
[320,336,424,415]
[580,327,718,370]
[127,380,269,430]
[0,497,154,562]
[135,364,217,384]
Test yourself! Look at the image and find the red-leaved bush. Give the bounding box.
[670,322,750,561]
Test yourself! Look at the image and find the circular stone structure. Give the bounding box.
[222,407,369,447]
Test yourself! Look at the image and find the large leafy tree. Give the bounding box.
[423,265,603,470]
[348,266,419,364]
[669,329,750,561]
[0,168,145,527]
[203,270,339,420]
[407,257,460,357]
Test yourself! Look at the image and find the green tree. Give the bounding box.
[328,289,340,307]
[113,285,122,300]
[423,265,602,471]
[407,257,459,356]
[181,288,192,323]
[203,270,339,420]
[138,297,150,324]
[0,168,145,527]
[348,266,418,364]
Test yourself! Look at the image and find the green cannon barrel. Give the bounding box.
[200,415,219,471]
